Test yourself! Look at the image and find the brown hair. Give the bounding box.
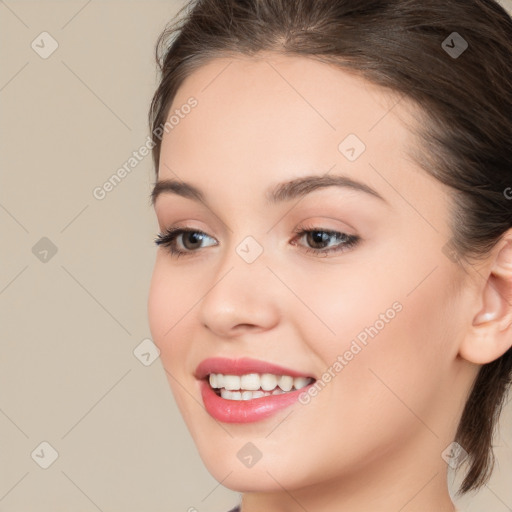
[148,0,512,495]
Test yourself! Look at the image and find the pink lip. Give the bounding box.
[195,357,316,423]
[194,357,314,380]
[199,380,315,423]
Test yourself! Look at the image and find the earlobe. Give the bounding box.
[460,235,512,365]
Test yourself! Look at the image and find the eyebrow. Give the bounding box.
[151,174,386,207]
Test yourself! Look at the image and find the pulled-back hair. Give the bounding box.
[148,0,512,495]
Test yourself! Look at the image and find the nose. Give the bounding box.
[197,239,281,338]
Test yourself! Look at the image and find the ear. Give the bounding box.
[459,231,512,365]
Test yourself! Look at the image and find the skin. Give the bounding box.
[147,53,512,512]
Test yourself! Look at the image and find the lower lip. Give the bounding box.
[199,379,314,423]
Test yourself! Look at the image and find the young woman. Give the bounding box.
[147,1,512,510]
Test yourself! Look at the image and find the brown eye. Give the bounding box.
[154,228,217,257]
[291,226,360,256]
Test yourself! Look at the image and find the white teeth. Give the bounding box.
[260,373,277,391]
[293,377,311,390]
[240,373,261,390]
[241,390,254,400]
[220,388,286,400]
[209,372,314,398]
[223,375,241,390]
[278,375,294,391]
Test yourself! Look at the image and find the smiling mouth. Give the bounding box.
[206,372,316,401]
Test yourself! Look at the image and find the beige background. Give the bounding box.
[1,1,511,511]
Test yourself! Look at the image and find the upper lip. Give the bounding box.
[194,357,316,380]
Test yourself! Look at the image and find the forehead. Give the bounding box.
[157,53,436,213]
[168,53,408,149]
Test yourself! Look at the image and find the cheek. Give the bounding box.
[147,258,192,362]
[282,258,404,365]
[147,259,198,414]
[331,270,458,441]
[147,259,169,342]
[294,252,457,430]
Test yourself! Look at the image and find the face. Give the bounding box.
[148,53,473,494]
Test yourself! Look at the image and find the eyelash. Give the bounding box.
[154,224,361,259]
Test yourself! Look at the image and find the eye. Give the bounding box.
[154,224,361,258]
[154,227,217,258]
[290,224,360,257]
